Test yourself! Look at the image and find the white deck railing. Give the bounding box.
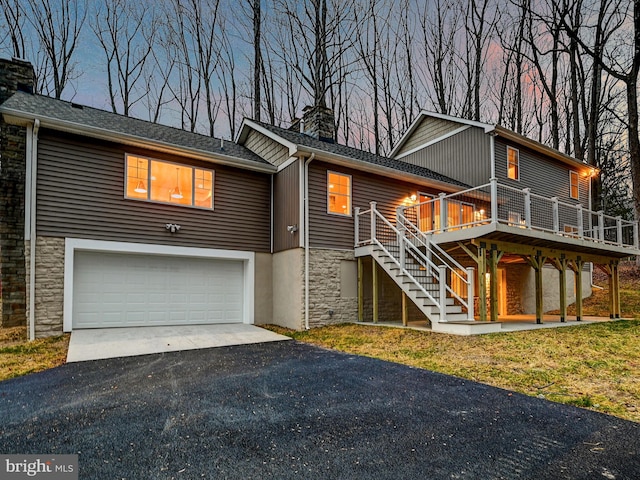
[355,202,475,321]
[397,178,639,249]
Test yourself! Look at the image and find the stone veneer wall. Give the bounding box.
[307,248,357,327]
[25,236,65,337]
[308,250,427,327]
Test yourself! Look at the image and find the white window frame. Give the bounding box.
[507,146,520,181]
[326,170,352,217]
[569,170,579,200]
[124,153,215,210]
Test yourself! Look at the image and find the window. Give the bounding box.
[507,147,519,180]
[569,170,579,199]
[327,171,352,216]
[125,154,213,209]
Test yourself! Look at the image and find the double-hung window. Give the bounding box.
[507,146,519,180]
[569,170,579,199]
[125,154,214,209]
[327,171,352,216]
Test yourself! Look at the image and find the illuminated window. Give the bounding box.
[507,147,519,180]
[569,170,579,199]
[125,154,214,209]
[327,171,352,216]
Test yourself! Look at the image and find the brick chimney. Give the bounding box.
[0,58,35,327]
[301,105,335,143]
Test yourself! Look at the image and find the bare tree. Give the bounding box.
[23,0,86,99]
[91,0,158,116]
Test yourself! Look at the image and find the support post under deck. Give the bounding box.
[357,257,363,322]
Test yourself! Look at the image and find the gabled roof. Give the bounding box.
[390,110,592,172]
[238,119,469,191]
[0,91,275,173]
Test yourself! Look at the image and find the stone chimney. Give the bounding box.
[0,57,35,328]
[301,105,335,143]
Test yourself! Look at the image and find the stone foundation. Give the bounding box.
[26,236,65,337]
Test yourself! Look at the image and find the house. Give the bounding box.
[0,58,637,339]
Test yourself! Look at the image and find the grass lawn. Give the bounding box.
[0,327,69,382]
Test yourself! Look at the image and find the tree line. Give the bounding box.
[0,0,637,220]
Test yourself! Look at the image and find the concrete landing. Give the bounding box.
[67,324,291,363]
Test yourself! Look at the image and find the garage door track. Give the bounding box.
[1,341,638,479]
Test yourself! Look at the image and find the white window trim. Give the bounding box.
[569,170,579,200]
[63,238,255,332]
[507,146,520,181]
[124,153,215,210]
[327,170,352,217]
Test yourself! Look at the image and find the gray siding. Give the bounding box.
[244,130,290,166]
[36,130,271,252]
[399,127,491,186]
[494,138,588,205]
[273,160,300,252]
[397,117,462,155]
[308,161,445,249]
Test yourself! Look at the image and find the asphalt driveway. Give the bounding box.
[1,341,638,479]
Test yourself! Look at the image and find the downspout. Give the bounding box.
[28,119,40,341]
[303,153,315,330]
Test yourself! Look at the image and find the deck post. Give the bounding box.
[466,267,475,320]
[607,263,615,319]
[616,217,623,245]
[354,207,360,245]
[439,193,447,233]
[597,211,605,241]
[558,258,567,323]
[402,291,408,326]
[478,245,487,321]
[551,197,559,233]
[439,265,447,322]
[534,256,544,324]
[614,261,621,318]
[523,188,531,228]
[634,222,639,249]
[372,260,378,323]
[573,259,584,321]
[490,178,498,223]
[576,204,584,238]
[357,257,363,322]
[370,202,377,240]
[489,249,499,322]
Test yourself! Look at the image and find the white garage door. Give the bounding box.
[72,251,244,328]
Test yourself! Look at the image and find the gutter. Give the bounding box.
[303,153,315,330]
[28,119,40,341]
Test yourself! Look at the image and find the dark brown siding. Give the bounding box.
[36,130,271,252]
[494,138,588,205]
[308,161,444,249]
[273,161,300,252]
[399,126,491,186]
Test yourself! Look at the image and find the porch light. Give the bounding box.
[410,193,417,202]
[171,168,183,199]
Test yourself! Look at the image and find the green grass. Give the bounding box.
[266,320,640,423]
[0,327,69,381]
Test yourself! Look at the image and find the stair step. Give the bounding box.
[430,312,470,322]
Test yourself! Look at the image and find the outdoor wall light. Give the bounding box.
[410,193,417,202]
[165,223,181,233]
[287,224,298,234]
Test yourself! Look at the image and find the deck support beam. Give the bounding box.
[357,257,364,322]
[372,260,379,323]
[614,262,621,318]
[489,248,504,322]
[569,259,584,321]
[524,252,547,324]
[551,257,569,323]
[457,241,489,322]
[599,261,621,319]
[402,292,408,326]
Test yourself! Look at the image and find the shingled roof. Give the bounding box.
[249,120,469,188]
[0,91,272,170]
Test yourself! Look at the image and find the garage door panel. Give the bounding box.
[73,251,245,328]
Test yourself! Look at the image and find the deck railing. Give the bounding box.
[355,202,475,321]
[397,178,639,249]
